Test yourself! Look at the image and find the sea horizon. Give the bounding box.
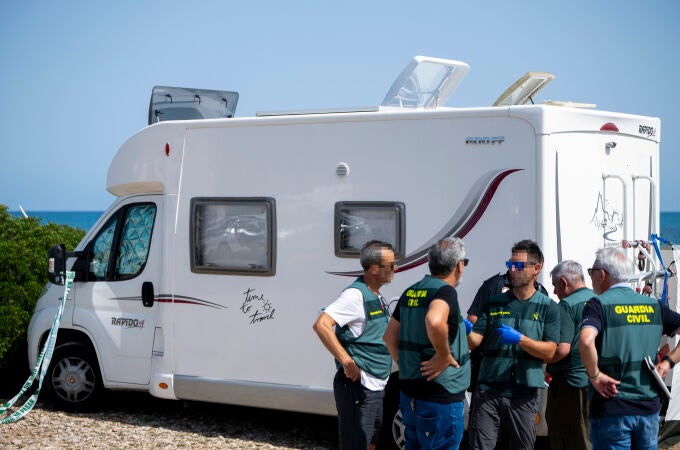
[8,210,105,231]
[8,210,680,245]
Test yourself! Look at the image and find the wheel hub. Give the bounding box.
[52,356,95,402]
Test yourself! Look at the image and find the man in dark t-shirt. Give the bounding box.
[383,237,470,449]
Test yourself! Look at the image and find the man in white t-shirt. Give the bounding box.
[313,240,396,450]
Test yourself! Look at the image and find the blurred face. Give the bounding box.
[376,249,396,285]
[552,277,567,300]
[588,262,606,295]
[452,257,467,287]
[507,250,540,289]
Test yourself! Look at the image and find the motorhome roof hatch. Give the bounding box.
[148,86,239,125]
[380,56,470,109]
[493,71,555,106]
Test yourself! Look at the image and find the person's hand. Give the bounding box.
[657,359,673,378]
[590,372,620,398]
[420,353,459,381]
[464,318,473,335]
[497,324,522,345]
[341,358,360,381]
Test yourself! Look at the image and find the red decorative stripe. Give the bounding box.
[154,295,225,309]
[455,169,521,238]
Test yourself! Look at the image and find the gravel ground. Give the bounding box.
[1,392,338,449]
[5,392,680,450]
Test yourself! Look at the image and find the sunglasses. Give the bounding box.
[506,260,537,272]
[461,258,469,266]
[587,267,606,277]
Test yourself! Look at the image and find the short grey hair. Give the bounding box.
[594,247,634,283]
[550,260,585,284]
[359,240,394,271]
[428,237,465,277]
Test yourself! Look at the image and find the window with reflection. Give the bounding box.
[191,198,276,275]
[334,202,405,258]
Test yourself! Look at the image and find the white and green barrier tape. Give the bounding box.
[0,271,75,423]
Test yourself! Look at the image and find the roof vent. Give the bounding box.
[381,56,470,109]
[493,71,555,106]
[149,86,239,125]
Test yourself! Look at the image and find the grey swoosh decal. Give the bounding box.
[327,169,521,276]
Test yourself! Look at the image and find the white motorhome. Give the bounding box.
[28,56,664,447]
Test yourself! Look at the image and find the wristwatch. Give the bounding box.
[662,355,676,368]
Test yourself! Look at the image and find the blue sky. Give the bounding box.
[1,1,679,211]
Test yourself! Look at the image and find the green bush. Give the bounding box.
[0,205,85,388]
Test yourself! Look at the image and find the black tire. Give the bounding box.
[43,342,104,411]
[377,373,404,450]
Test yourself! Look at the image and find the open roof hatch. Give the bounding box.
[381,56,470,109]
[493,71,554,106]
[148,86,239,125]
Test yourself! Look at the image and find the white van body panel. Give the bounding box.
[28,102,661,430]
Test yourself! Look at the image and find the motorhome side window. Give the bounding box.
[89,203,157,281]
[334,202,405,258]
[191,198,276,275]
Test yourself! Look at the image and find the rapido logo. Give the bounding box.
[639,125,656,137]
[111,317,145,329]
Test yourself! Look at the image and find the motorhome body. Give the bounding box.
[28,57,662,444]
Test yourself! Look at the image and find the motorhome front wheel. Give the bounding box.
[45,342,103,411]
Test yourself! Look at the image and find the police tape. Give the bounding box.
[0,271,75,424]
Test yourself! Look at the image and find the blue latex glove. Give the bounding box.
[497,324,522,345]
[464,318,473,335]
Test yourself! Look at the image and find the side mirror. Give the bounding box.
[72,241,93,281]
[48,244,66,285]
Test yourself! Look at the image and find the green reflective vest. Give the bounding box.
[546,287,593,388]
[478,290,555,389]
[335,277,392,380]
[398,275,470,394]
[595,287,662,401]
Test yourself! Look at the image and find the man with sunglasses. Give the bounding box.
[580,247,680,450]
[383,237,471,449]
[313,240,396,450]
[467,240,560,450]
[467,268,550,396]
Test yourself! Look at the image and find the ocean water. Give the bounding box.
[8,210,104,231]
[661,212,680,244]
[8,210,680,244]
